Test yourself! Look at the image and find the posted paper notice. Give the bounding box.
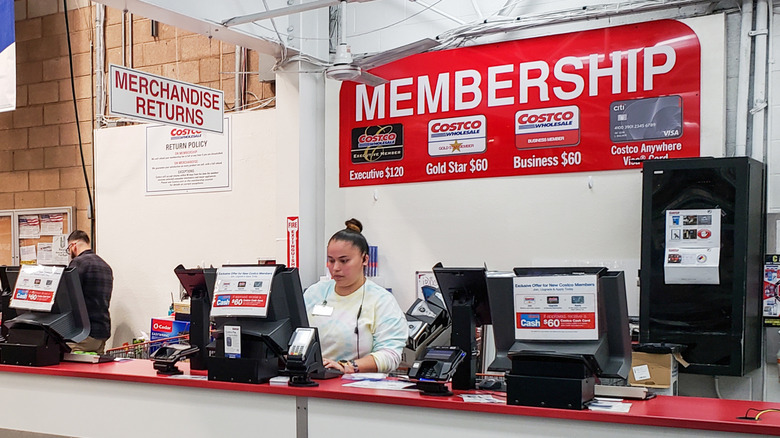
[664,209,721,284]
[211,266,276,318]
[513,274,599,341]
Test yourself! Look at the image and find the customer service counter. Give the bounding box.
[0,360,779,437]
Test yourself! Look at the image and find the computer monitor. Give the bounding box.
[0,266,20,340]
[0,266,90,366]
[173,265,217,370]
[432,263,491,390]
[0,266,19,293]
[207,265,308,384]
[486,267,631,380]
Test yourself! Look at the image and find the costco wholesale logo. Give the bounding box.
[427,115,487,156]
[152,320,173,332]
[350,124,404,164]
[170,128,202,139]
[215,295,231,307]
[518,313,541,328]
[515,105,580,149]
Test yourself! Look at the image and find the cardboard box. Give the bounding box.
[629,351,679,396]
[173,302,190,315]
[150,317,190,353]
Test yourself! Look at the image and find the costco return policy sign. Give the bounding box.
[339,20,701,186]
[110,64,224,133]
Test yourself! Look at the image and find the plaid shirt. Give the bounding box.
[69,249,113,340]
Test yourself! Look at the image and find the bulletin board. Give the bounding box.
[0,213,11,265]
[3,207,73,266]
[17,208,72,265]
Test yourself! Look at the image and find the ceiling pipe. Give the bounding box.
[223,0,339,26]
[750,0,768,162]
[735,0,753,157]
[408,0,466,25]
[94,4,106,126]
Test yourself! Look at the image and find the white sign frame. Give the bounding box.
[10,265,64,312]
[513,274,599,341]
[109,64,224,133]
[211,266,277,318]
[145,118,231,195]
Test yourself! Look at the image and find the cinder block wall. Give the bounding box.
[1,0,275,238]
[0,1,94,234]
[104,7,275,109]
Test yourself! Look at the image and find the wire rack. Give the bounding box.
[105,335,189,359]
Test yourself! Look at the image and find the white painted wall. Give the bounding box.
[84,0,780,404]
[769,9,780,212]
[323,14,727,315]
[94,111,281,345]
[92,13,727,345]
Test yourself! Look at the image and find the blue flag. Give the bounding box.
[0,0,15,112]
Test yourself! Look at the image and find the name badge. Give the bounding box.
[312,304,334,317]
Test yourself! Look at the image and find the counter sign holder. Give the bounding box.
[10,265,64,312]
[512,274,599,341]
[211,266,277,318]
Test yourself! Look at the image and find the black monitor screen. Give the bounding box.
[173,265,217,370]
[487,268,631,380]
[207,265,312,383]
[211,265,308,358]
[0,266,20,337]
[0,266,20,293]
[433,265,491,326]
[6,266,90,344]
[174,265,216,302]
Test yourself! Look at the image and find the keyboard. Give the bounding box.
[311,367,344,380]
[63,353,115,364]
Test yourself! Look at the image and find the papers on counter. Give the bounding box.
[342,380,417,391]
[586,398,632,413]
[459,394,503,403]
[341,372,387,381]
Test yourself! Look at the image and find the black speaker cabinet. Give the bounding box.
[640,157,765,376]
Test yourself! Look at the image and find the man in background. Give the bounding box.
[66,230,113,354]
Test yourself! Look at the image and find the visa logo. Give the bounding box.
[215,295,230,306]
[520,314,541,327]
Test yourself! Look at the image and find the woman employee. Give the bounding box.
[304,219,408,374]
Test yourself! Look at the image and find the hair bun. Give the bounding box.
[344,218,363,233]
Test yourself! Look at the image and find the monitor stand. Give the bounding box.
[415,381,453,396]
[450,302,476,390]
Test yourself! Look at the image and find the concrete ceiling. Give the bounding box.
[89,1,721,76]
[93,0,314,58]
[89,0,497,63]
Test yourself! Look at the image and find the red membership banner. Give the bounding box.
[339,20,701,187]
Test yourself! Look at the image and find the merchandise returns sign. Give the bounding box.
[339,20,701,186]
[109,64,225,133]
